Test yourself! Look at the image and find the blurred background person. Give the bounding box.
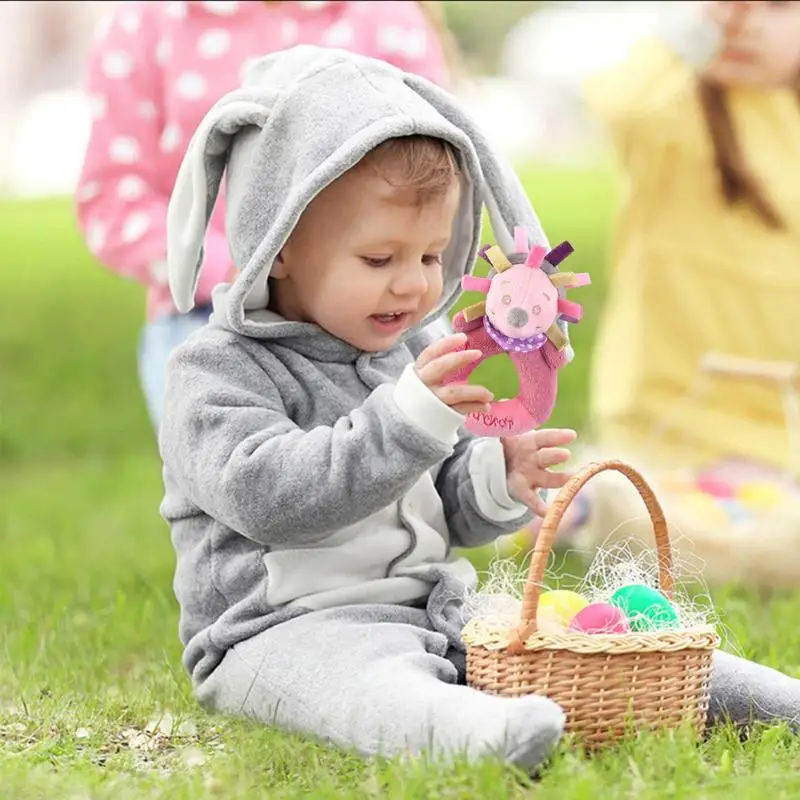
[0,1,109,193]
[587,0,800,480]
[563,0,800,587]
[74,0,460,431]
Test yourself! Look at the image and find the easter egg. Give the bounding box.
[736,481,785,512]
[609,584,679,632]
[494,526,534,557]
[536,590,590,634]
[717,498,752,524]
[696,474,735,499]
[568,602,631,635]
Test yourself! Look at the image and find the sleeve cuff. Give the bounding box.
[655,5,722,69]
[468,438,530,522]
[393,363,464,447]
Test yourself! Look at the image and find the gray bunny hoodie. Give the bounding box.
[159,46,572,685]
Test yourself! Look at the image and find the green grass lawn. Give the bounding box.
[2,166,800,799]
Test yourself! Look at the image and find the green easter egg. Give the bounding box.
[609,584,679,632]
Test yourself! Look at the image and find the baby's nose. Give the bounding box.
[506,307,529,328]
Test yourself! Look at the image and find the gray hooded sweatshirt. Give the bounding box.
[157,47,800,765]
[159,45,572,685]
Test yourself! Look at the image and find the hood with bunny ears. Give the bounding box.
[167,45,568,350]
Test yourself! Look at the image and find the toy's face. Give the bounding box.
[485,264,559,339]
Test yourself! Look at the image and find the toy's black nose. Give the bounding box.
[507,307,528,328]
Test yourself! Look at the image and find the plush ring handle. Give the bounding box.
[444,312,564,436]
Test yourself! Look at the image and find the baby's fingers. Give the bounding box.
[535,428,577,448]
[537,446,572,470]
[526,489,550,518]
[415,333,467,370]
[417,349,482,387]
[434,383,493,411]
[535,469,573,490]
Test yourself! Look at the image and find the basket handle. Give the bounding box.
[508,460,674,651]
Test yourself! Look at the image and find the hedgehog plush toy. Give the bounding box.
[444,227,590,437]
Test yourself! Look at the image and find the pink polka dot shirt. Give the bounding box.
[75,0,449,322]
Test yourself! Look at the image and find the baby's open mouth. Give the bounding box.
[370,312,411,330]
[372,312,406,320]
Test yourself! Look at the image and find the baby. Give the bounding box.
[160,46,800,770]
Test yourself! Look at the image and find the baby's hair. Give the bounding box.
[360,135,462,206]
[698,79,793,229]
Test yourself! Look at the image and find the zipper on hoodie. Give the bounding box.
[386,500,418,577]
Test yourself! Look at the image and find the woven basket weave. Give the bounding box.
[462,460,720,749]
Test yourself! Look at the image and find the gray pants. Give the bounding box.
[196,605,800,769]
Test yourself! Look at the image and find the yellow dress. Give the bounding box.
[583,39,800,479]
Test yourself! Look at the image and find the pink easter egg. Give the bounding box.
[568,602,631,635]
[696,474,735,499]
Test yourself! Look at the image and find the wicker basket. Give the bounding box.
[462,460,720,749]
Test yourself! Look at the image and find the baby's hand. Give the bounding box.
[415,333,493,415]
[502,428,577,515]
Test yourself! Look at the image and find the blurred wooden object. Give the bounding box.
[699,353,799,384]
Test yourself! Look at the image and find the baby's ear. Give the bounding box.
[270,251,288,279]
[167,91,272,313]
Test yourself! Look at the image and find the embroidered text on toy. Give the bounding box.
[471,411,515,431]
[444,226,591,437]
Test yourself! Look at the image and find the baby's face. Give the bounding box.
[271,161,460,352]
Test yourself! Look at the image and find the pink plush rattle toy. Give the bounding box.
[445,226,590,436]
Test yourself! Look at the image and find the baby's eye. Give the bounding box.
[502,295,512,305]
[532,305,541,315]
[361,256,391,268]
[422,254,443,266]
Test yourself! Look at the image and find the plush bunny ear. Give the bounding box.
[167,93,270,314]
